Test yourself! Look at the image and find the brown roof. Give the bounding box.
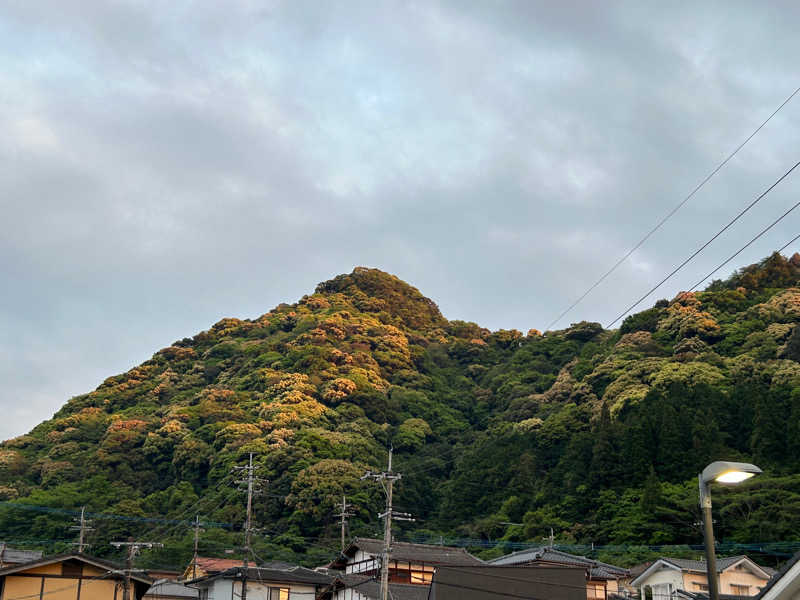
[194,557,246,573]
[331,538,484,569]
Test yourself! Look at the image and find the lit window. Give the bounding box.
[731,584,750,595]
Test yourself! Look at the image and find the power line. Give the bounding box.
[546,84,800,330]
[607,159,800,328]
[690,199,800,290]
[0,500,231,529]
[778,233,800,254]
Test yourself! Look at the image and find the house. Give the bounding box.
[185,563,333,600]
[630,556,773,599]
[182,556,249,580]
[428,565,588,600]
[320,573,432,600]
[0,552,152,600]
[144,579,198,600]
[0,544,42,568]
[755,550,800,600]
[328,537,484,585]
[488,547,630,600]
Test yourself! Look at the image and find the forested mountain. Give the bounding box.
[2,254,800,569]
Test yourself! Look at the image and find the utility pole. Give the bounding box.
[362,448,410,600]
[70,506,94,553]
[191,515,204,580]
[232,453,265,600]
[334,496,355,553]
[110,540,163,600]
[543,527,555,548]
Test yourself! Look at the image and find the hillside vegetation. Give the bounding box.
[2,255,800,568]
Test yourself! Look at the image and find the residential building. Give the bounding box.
[185,563,332,600]
[756,550,800,600]
[144,579,199,600]
[328,537,485,585]
[488,547,630,600]
[321,573,431,600]
[182,556,249,580]
[0,552,152,600]
[630,556,773,599]
[429,565,588,600]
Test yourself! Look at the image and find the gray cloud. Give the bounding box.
[2,0,800,439]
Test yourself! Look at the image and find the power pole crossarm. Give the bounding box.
[110,541,163,600]
[232,453,266,600]
[334,496,355,553]
[362,448,404,600]
[70,506,94,553]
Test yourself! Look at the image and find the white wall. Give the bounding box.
[204,579,318,600]
[638,567,684,600]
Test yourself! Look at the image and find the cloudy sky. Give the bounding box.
[2,1,800,440]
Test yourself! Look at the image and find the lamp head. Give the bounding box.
[701,461,762,485]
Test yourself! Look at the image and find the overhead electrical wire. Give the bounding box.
[606,159,800,328]
[778,232,800,254]
[546,84,800,331]
[690,202,800,290]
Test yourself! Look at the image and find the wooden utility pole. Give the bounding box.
[110,540,163,600]
[191,515,204,580]
[334,496,355,553]
[70,506,94,553]
[362,448,410,600]
[232,453,264,600]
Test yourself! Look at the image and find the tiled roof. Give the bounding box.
[488,547,629,579]
[662,556,765,574]
[0,546,43,565]
[188,565,333,587]
[194,557,245,573]
[345,538,484,567]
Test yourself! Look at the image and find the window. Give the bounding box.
[199,589,209,600]
[731,584,750,595]
[410,571,433,584]
[694,583,709,591]
[269,587,289,600]
[587,583,606,600]
[388,561,435,585]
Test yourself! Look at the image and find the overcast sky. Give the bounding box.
[2,1,800,440]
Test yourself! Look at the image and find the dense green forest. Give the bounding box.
[2,253,800,570]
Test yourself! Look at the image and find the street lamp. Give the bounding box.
[699,461,762,600]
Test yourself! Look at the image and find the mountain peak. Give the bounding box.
[315,267,447,331]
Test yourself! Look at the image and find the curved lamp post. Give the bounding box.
[699,461,762,600]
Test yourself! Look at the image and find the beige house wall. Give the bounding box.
[3,574,121,600]
[682,568,769,596]
[1,563,132,600]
